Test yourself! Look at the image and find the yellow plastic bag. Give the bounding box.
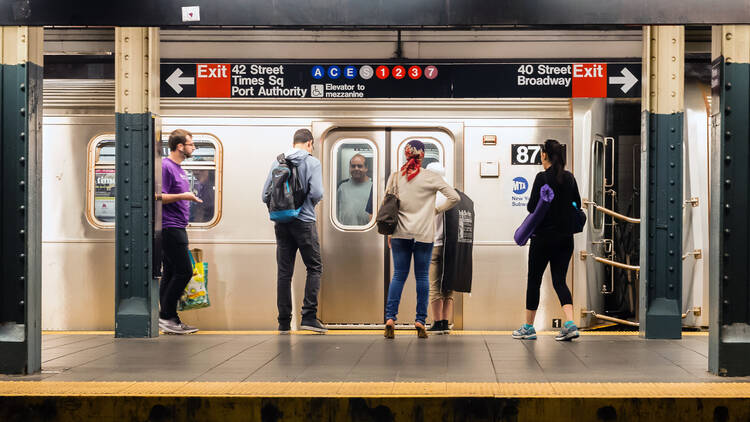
[178,249,210,311]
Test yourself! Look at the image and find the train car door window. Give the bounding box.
[592,136,605,231]
[86,133,223,229]
[160,137,221,225]
[91,137,116,224]
[332,139,377,230]
[396,138,444,169]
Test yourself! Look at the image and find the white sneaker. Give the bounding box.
[159,318,198,334]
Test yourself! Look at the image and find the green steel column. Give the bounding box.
[709,26,750,376]
[639,26,684,339]
[0,27,43,374]
[114,28,161,338]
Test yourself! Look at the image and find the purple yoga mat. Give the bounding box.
[513,184,555,246]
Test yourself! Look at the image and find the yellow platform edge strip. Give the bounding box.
[42,330,708,336]
[0,381,746,398]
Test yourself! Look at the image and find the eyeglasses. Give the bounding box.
[184,142,196,148]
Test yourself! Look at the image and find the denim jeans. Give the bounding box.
[385,238,434,324]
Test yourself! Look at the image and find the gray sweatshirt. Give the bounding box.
[262,148,324,223]
[386,169,459,243]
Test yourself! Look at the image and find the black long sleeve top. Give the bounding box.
[526,167,582,237]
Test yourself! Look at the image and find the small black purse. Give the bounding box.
[376,173,400,235]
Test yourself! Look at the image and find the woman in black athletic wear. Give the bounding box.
[512,139,583,341]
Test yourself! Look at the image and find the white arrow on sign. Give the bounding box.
[166,68,194,94]
[608,67,638,94]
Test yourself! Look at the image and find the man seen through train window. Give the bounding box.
[190,169,215,223]
[337,153,373,225]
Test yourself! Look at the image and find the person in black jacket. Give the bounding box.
[512,139,582,342]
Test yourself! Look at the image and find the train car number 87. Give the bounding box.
[511,144,543,165]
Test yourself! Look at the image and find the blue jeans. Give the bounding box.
[385,238,434,325]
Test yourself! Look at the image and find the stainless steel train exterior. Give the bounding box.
[40,29,710,331]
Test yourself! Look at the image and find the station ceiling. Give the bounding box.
[1,0,748,27]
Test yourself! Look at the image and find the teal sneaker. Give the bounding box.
[555,322,580,341]
[512,325,537,340]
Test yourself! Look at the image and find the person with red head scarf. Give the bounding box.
[382,140,460,339]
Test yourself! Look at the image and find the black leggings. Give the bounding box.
[526,235,574,311]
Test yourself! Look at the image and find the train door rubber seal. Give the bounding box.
[383,127,392,322]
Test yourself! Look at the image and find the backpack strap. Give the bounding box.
[276,153,286,164]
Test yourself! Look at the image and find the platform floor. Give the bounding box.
[4,331,750,422]
[2,331,748,390]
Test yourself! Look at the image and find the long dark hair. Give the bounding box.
[543,139,566,184]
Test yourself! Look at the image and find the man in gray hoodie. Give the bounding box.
[262,129,327,334]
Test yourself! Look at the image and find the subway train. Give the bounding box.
[40,28,709,331]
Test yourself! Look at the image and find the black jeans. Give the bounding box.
[526,235,574,311]
[160,227,192,321]
[274,220,322,324]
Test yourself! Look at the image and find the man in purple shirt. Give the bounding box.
[158,129,203,334]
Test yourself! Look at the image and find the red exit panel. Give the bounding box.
[196,63,230,98]
[572,63,607,98]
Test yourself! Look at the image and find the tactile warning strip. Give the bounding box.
[42,330,709,336]
[0,381,746,398]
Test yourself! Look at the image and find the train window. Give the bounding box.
[95,140,116,164]
[86,133,223,229]
[332,139,376,229]
[397,138,443,169]
[161,137,219,225]
[592,137,605,230]
[92,139,116,223]
[161,139,216,164]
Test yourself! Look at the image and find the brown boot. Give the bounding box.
[415,322,427,339]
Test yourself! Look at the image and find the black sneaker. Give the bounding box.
[300,318,328,334]
[427,321,444,335]
[278,322,291,335]
[441,320,451,335]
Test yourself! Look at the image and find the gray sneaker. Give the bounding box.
[159,318,198,335]
[512,325,537,340]
[179,322,199,334]
[555,323,580,341]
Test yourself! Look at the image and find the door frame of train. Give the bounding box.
[312,121,465,328]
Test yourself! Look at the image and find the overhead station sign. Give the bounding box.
[161,62,640,99]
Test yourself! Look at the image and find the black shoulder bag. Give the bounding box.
[376,173,400,235]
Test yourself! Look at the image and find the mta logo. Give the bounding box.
[512,177,528,194]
